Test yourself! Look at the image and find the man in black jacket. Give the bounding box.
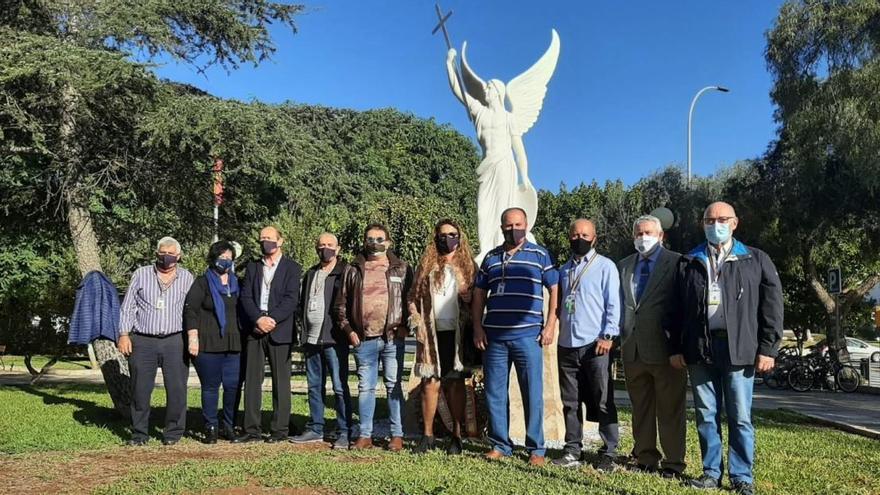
[290,233,353,449]
[235,226,302,443]
[672,202,783,495]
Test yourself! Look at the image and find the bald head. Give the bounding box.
[569,219,596,240]
[704,201,736,220]
[260,226,282,241]
[316,232,339,249]
[703,201,739,244]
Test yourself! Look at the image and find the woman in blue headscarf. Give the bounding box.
[184,240,242,443]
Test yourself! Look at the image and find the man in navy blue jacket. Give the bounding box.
[235,226,302,443]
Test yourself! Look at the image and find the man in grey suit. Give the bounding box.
[617,214,687,478]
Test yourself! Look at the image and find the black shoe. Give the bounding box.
[732,481,756,495]
[687,474,721,489]
[446,437,463,456]
[126,438,148,447]
[265,434,288,444]
[220,424,236,441]
[204,425,218,445]
[631,464,658,473]
[232,433,262,444]
[552,451,582,468]
[162,438,179,446]
[290,430,324,444]
[412,435,436,454]
[594,455,616,473]
[660,468,684,480]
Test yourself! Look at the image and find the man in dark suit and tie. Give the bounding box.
[617,214,687,478]
[235,226,302,443]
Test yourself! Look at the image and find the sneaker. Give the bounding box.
[446,437,463,456]
[732,481,756,495]
[551,452,582,468]
[687,474,721,489]
[412,435,436,454]
[594,455,616,473]
[126,438,148,447]
[290,430,324,444]
[332,434,350,450]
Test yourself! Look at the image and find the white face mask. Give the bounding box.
[634,235,659,255]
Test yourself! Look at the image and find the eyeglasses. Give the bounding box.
[366,237,386,244]
[703,216,735,225]
[438,233,460,239]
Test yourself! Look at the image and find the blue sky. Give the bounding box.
[153,0,785,191]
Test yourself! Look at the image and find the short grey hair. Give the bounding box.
[632,215,663,234]
[156,236,181,254]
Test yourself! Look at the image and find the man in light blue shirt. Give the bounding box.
[553,219,621,472]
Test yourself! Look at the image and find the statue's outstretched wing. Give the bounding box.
[461,41,487,105]
[506,29,560,135]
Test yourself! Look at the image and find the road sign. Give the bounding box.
[828,267,842,295]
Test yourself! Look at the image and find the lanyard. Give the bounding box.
[707,246,729,284]
[500,245,524,285]
[568,252,598,293]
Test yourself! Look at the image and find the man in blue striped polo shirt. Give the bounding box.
[473,207,559,466]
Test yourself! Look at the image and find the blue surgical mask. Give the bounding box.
[213,259,234,274]
[704,223,732,245]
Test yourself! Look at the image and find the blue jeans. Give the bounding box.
[193,351,242,429]
[688,338,756,484]
[484,335,545,456]
[303,343,352,436]
[353,337,405,438]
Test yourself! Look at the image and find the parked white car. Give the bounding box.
[845,337,880,362]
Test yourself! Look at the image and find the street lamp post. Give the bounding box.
[687,85,729,186]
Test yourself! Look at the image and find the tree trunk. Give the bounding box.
[61,82,131,419]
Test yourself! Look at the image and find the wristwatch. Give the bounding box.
[602,333,613,341]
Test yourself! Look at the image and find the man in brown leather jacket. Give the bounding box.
[334,223,413,451]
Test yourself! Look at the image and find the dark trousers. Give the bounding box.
[558,343,619,456]
[193,351,242,429]
[242,335,291,437]
[304,343,352,436]
[128,332,189,442]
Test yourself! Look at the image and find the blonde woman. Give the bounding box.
[408,219,479,455]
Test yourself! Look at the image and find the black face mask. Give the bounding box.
[260,240,277,256]
[156,254,178,270]
[502,228,527,247]
[435,235,460,255]
[318,247,336,263]
[365,242,387,256]
[570,238,593,257]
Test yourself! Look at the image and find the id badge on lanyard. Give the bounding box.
[708,282,722,307]
[260,285,270,309]
[708,249,725,307]
[564,293,576,314]
[309,297,319,312]
[155,295,166,310]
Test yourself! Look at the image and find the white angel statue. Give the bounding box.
[445,29,560,260]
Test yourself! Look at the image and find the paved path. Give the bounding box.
[2,369,878,439]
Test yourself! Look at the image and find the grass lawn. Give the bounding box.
[0,384,877,494]
[1,354,95,372]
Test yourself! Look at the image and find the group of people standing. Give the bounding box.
[116,200,782,495]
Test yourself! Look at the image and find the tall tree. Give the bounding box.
[1,0,302,415]
[765,0,880,345]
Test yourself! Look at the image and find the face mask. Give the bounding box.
[318,247,336,263]
[435,235,460,255]
[365,242,387,256]
[156,254,178,270]
[704,223,732,245]
[213,259,234,274]
[634,235,659,255]
[260,240,278,256]
[569,238,592,257]
[502,228,527,246]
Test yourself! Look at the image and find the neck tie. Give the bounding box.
[635,259,651,302]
